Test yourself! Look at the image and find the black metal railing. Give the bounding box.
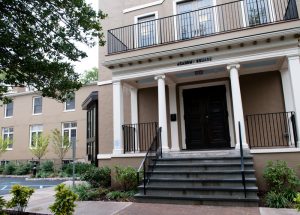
[122,122,158,153]
[108,0,299,54]
[238,121,247,198]
[136,127,162,195]
[246,112,298,149]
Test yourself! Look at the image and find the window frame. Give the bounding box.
[32,96,43,115]
[29,124,43,149]
[62,122,77,148]
[64,96,76,112]
[2,127,14,150]
[134,11,159,48]
[4,101,13,118]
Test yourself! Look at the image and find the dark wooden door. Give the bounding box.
[183,85,230,150]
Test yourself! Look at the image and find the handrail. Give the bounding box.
[239,121,247,198]
[136,127,162,195]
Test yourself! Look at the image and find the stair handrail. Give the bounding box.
[136,127,162,195]
[239,121,247,198]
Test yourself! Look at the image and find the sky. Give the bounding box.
[73,0,99,74]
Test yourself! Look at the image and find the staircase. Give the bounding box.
[135,150,259,206]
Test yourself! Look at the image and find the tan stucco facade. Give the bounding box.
[0,84,99,161]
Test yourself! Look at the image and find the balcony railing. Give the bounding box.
[108,0,299,55]
[122,122,158,153]
[246,112,298,149]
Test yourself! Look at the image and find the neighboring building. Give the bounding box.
[98,0,300,203]
[0,83,98,164]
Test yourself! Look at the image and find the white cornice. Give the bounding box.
[123,0,165,13]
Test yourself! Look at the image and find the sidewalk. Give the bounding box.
[2,182,300,215]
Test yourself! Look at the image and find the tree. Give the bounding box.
[80,67,98,84]
[51,129,71,168]
[0,1,106,101]
[29,134,49,162]
[0,136,9,158]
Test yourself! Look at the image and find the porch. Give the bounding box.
[112,56,300,155]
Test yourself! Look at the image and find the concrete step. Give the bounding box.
[138,185,258,198]
[156,158,253,165]
[135,193,259,207]
[148,170,256,179]
[151,163,254,171]
[146,178,257,187]
[162,150,251,159]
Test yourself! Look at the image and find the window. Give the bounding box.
[33,96,42,114]
[244,0,271,26]
[5,102,13,118]
[62,122,77,147]
[137,14,157,47]
[177,0,215,40]
[2,127,13,149]
[65,96,75,111]
[30,125,43,148]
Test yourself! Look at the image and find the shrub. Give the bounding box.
[62,162,95,177]
[106,190,135,201]
[6,184,34,212]
[265,191,290,208]
[72,184,109,201]
[49,184,78,215]
[3,162,17,175]
[15,163,32,175]
[0,196,6,213]
[294,193,300,211]
[40,160,54,173]
[263,160,300,202]
[115,166,138,191]
[0,165,4,174]
[81,166,111,188]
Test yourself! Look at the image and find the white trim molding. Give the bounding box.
[251,148,300,154]
[97,153,146,159]
[123,0,165,13]
[97,80,112,86]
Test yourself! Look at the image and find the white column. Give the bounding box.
[113,81,124,154]
[130,87,139,151]
[227,64,248,149]
[287,55,300,146]
[280,68,295,112]
[130,87,139,124]
[168,84,180,151]
[155,75,169,151]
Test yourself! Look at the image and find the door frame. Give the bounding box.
[179,81,235,149]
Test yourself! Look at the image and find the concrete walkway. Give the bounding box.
[2,182,300,215]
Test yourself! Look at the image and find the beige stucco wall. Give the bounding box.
[253,152,300,191]
[240,71,285,116]
[0,84,99,161]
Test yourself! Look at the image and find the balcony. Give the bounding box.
[107,0,299,55]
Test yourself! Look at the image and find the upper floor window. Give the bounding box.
[33,96,42,115]
[65,96,75,111]
[176,0,215,40]
[244,0,271,26]
[4,102,13,118]
[2,127,13,150]
[137,13,157,47]
[30,124,43,148]
[62,122,77,147]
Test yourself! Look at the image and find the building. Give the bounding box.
[0,83,98,163]
[97,0,300,203]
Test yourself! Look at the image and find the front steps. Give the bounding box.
[135,150,259,206]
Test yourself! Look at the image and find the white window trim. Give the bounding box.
[64,98,76,112]
[173,0,218,41]
[134,11,159,49]
[62,122,77,147]
[2,127,13,150]
[4,103,13,118]
[179,81,235,149]
[32,96,42,115]
[29,124,43,149]
[123,0,165,13]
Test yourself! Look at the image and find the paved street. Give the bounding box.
[0,177,64,195]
